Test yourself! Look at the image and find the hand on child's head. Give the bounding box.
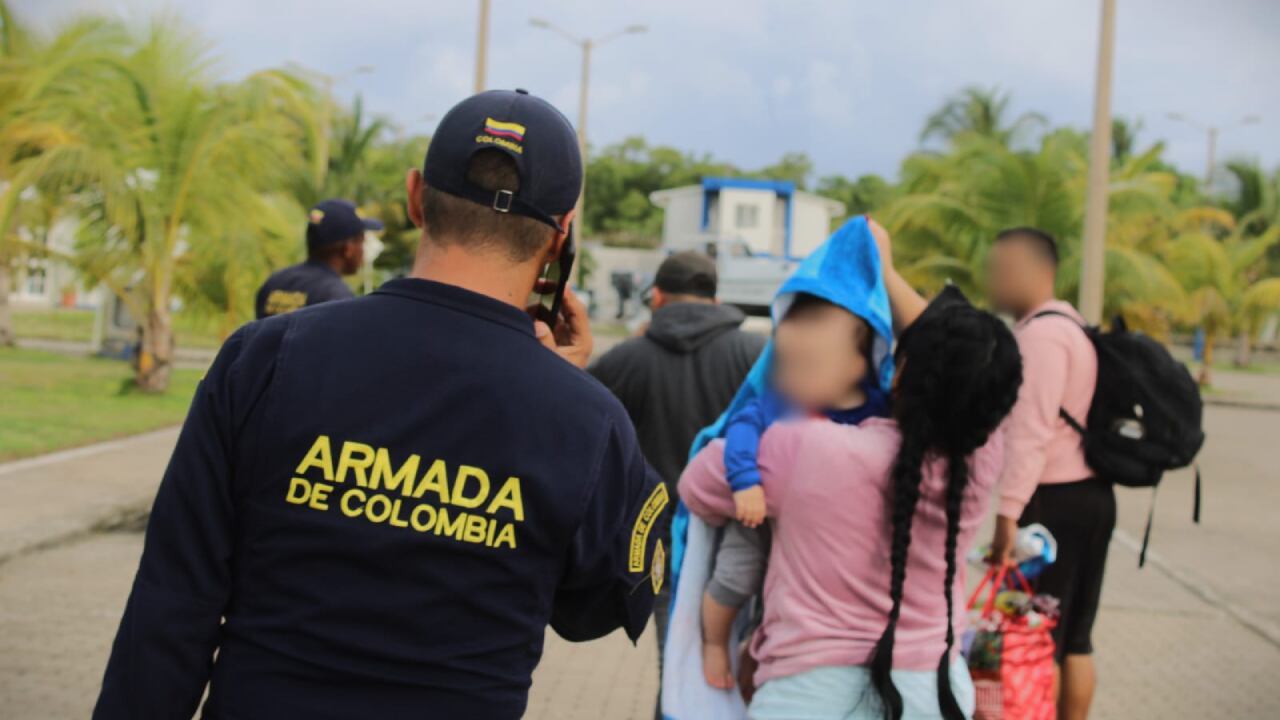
[774,297,873,411]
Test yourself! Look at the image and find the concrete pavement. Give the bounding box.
[0,427,178,563]
[0,373,1278,718]
[3,506,1276,718]
[0,529,662,719]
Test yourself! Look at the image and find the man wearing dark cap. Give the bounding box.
[255,198,383,318]
[94,90,666,720]
[589,250,766,717]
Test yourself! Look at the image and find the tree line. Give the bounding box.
[1,4,1276,392]
[585,90,1280,381]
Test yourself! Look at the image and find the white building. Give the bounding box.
[649,177,845,260]
[7,216,96,309]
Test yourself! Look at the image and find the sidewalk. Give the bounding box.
[0,526,663,719]
[1092,537,1280,717]
[0,427,178,563]
[1,375,1278,718]
[1201,367,1280,410]
[3,516,1276,718]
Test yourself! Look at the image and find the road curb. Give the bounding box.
[1203,397,1280,412]
[0,427,178,565]
[0,426,180,478]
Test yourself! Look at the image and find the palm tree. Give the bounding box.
[31,19,304,391]
[881,128,1191,335]
[360,133,431,274]
[1223,161,1279,255]
[919,86,1046,147]
[0,5,129,346]
[1163,210,1280,380]
[175,192,300,339]
[324,95,391,204]
[881,130,1083,297]
[1111,117,1143,164]
[0,0,27,346]
[1223,161,1269,219]
[251,75,390,209]
[814,173,892,219]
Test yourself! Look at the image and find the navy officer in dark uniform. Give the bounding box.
[254,198,383,318]
[94,89,668,720]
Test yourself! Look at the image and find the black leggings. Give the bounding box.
[1019,478,1116,662]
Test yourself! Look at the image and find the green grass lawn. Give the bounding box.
[0,347,201,461]
[11,305,225,350]
[11,306,95,342]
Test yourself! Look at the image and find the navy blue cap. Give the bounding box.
[306,199,384,249]
[423,89,582,232]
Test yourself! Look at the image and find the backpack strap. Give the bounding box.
[1139,487,1157,568]
[1031,310,1091,435]
[1193,464,1202,524]
[1058,407,1086,435]
[1030,309,1078,323]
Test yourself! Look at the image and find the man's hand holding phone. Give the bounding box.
[531,282,593,369]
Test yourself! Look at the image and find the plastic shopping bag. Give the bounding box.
[966,565,1057,720]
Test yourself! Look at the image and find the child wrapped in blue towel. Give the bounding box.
[699,221,894,690]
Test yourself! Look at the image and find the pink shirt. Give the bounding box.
[996,300,1097,518]
[678,417,1005,685]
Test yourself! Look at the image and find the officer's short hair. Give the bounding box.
[422,150,556,262]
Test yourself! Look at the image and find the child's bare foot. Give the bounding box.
[702,641,735,689]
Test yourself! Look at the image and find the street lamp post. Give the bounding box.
[475,0,490,93]
[529,18,647,236]
[1079,0,1116,326]
[1166,112,1261,189]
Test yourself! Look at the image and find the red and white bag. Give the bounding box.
[965,565,1057,720]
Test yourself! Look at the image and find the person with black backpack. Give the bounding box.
[986,227,1107,720]
[985,226,1208,720]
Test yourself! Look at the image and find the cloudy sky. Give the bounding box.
[18,0,1280,181]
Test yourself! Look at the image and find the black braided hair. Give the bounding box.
[935,448,969,720]
[868,288,1022,720]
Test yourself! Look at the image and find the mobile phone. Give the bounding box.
[535,223,576,327]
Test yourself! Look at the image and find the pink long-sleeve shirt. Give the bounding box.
[678,417,1005,685]
[996,300,1096,518]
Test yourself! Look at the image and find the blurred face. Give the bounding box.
[340,237,366,275]
[987,239,1049,316]
[773,305,871,411]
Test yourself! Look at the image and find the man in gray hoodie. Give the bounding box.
[589,250,765,716]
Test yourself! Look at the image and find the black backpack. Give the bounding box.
[1034,311,1206,566]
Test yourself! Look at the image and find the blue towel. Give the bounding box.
[667,215,894,590]
[660,216,895,720]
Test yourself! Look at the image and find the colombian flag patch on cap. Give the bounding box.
[484,117,526,142]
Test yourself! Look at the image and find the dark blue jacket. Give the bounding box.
[254,260,354,318]
[94,278,666,720]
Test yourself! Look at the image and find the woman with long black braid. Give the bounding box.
[678,221,1022,719]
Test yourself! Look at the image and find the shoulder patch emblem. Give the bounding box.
[628,482,668,573]
[651,539,665,593]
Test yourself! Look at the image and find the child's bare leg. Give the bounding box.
[701,591,737,689]
[701,523,766,690]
